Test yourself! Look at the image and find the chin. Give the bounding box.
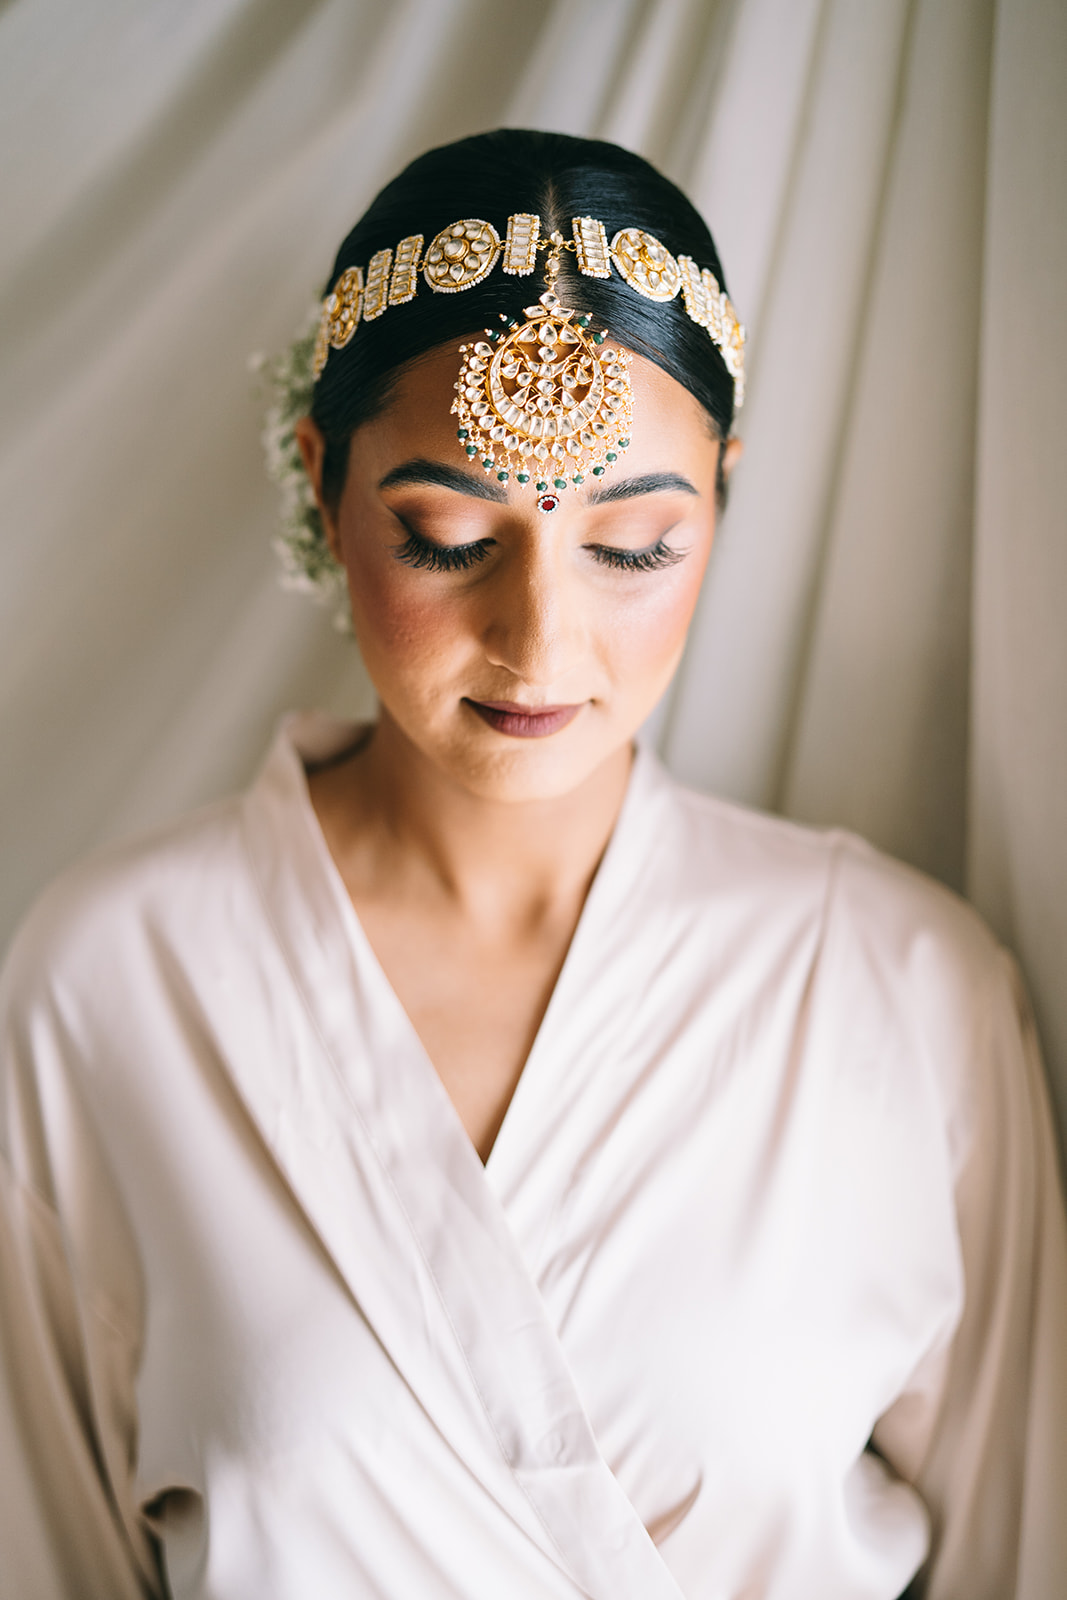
[442,729,621,806]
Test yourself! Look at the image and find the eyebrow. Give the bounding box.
[585,471,698,505]
[376,460,699,507]
[378,459,507,502]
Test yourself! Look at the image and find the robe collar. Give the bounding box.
[236,714,686,1600]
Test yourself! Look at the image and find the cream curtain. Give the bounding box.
[1,0,1064,1146]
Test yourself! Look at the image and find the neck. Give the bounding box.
[310,710,634,933]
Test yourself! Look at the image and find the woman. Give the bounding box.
[1,129,1065,1600]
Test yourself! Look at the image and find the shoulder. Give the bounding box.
[1,796,250,1017]
[650,762,1006,1123]
[642,756,843,930]
[657,770,1023,1205]
[823,834,1009,1159]
[652,756,998,980]
[664,769,839,885]
[0,798,261,1191]
[827,828,1000,1002]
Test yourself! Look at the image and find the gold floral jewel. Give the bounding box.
[451,233,633,510]
[312,266,363,379]
[609,227,683,302]
[422,220,502,292]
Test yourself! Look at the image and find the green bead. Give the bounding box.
[592,331,605,344]
[536,480,548,492]
[465,445,477,457]
[482,458,493,470]
[553,477,567,490]
[497,470,509,482]
[572,473,584,485]
[577,314,591,327]
[618,437,630,448]
[456,428,469,439]
[592,465,605,476]
[605,451,617,462]
[516,472,530,483]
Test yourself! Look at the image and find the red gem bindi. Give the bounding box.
[537,493,560,514]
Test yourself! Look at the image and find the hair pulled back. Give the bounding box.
[311,129,737,508]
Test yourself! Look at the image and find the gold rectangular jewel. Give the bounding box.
[701,267,724,342]
[573,216,611,278]
[504,213,540,275]
[363,248,393,320]
[678,255,710,327]
[389,235,423,305]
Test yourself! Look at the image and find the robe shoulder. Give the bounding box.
[664,771,999,979]
[0,794,252,1016]
[658,773,1008,1118]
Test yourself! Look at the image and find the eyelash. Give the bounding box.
[395,532,490,572]
[591,539,686,572]
[394,529,685,574]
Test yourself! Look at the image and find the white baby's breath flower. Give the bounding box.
[256,309,352,632]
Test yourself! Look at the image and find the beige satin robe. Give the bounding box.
[2,714,1065,1599]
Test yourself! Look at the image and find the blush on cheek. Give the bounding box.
[347,558,468,678]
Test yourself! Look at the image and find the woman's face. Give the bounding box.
[300,341,739,804]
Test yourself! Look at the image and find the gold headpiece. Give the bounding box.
[313,214,744,508]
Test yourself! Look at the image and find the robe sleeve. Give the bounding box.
[0,922,165,1599]
[872,947,1067,1600]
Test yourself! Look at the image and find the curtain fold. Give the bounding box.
[1,0,1063,1144]
[968,0,1067,1136]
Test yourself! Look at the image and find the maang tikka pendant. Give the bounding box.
[451,236,633,513]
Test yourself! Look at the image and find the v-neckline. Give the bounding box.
[240,716,689,1600]
[292,728,651,1178]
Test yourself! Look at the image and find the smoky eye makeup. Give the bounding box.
[392,521,493,572]
[388,505,691,576]
[582,508,691,571]
[394,530,688,575]
[585,537,688,572]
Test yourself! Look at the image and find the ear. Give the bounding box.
[721,435,744,481]
[294,416,343,561]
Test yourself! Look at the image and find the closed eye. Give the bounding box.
[392,519,687,575]
[585,537,687,572]
[393,525,493,572]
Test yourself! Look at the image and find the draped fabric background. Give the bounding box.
[2,0,1064,1146]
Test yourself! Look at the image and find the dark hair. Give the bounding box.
[311,129,737,509]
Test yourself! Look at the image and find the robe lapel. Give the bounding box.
[234,717,687,1600]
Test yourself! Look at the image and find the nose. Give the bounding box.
[480,532,589,688]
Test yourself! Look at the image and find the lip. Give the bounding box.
[464,699,584,738]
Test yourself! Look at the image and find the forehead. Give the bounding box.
[355,340,718,477]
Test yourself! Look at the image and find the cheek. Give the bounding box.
[604,562,707,682]
[344,547,470,679]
